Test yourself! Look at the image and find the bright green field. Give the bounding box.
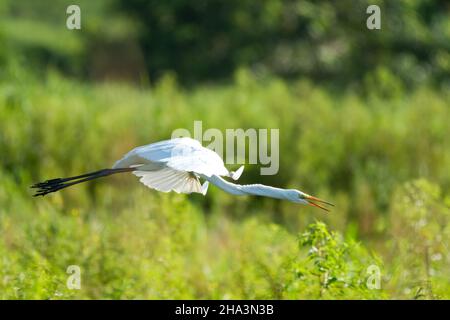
[0,70,449,299]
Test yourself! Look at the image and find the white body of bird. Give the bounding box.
[32,137,333,211]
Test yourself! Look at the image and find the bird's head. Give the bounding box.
[289,190,334,212]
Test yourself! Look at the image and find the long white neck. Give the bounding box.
[203,175,296,201]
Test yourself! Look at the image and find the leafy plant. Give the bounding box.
[285,222,384,299]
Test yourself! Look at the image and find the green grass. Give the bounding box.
[0,70,449,299]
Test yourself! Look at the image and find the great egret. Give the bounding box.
[32,137,333,211]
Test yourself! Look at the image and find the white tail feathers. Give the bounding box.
[230,165,244,180]
[201,181,209,195]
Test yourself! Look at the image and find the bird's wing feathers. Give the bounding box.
[165,149,228,177]
[113,138,197,168]
[113,137,229,177]
[133,167,203,194]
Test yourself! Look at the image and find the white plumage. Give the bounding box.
[133,168,203,194]
[32,137,332,211]
[113,137,241,194]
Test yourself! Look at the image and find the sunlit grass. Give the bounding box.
[0,71,449,299]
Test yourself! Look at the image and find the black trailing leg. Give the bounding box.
[31,168,134,196]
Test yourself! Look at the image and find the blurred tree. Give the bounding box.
[118,0,450,87]
[0,0,448,86]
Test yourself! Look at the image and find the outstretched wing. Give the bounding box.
[113,137,230,177]
[133,168,203,194]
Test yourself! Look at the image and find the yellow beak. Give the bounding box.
[304,194,334,212]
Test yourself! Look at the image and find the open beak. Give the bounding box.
[304,194,334,212]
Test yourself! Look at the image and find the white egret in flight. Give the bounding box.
[32,137,333,211]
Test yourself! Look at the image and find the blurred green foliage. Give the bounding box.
[1,0,449,87]
[119,0,450,86]
[388,180,450,299]
[291,222,384,299]
[0,0,449,300]
[0,69,448,298]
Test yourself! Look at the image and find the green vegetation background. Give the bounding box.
[0,0,449,299]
